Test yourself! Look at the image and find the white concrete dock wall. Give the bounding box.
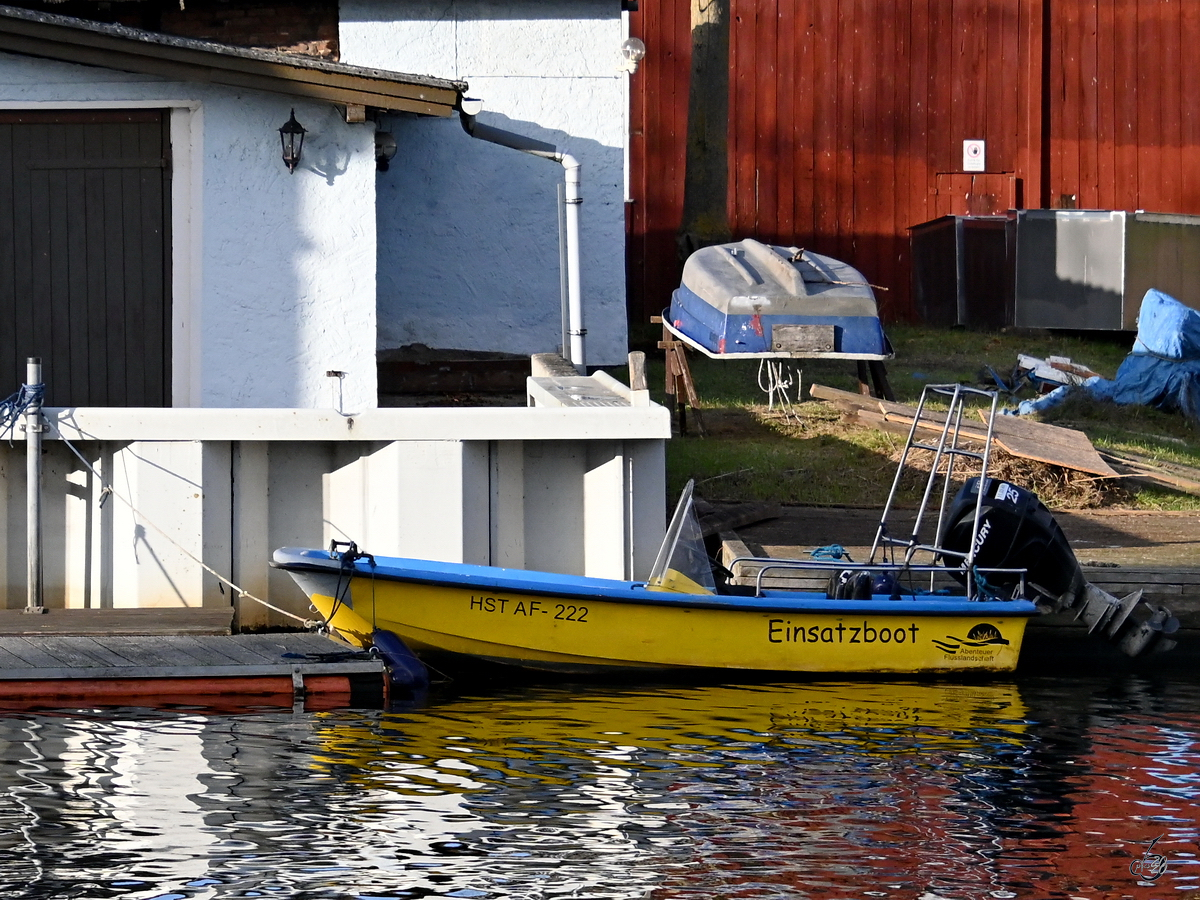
[0,404,668,627]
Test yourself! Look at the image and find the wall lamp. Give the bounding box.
[376,131,398,171]
[619,37,646,73]
[279,109,306,173]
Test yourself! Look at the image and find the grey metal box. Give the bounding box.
[1013,209,1200,330]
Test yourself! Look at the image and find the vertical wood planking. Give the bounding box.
[1058,0,1082,204]
[1018,0,1045,207]
[1077,0,1099,207]
[1095,0,1116,210]
[629,0,1200,325]
[909,0,931,235]
[877,0,898,306]
[0,125,14,391]
[64,166,89,406]
[1136,0,1159,209]
[141,116,169,406]
[812,0,838,255]
[794,0,816,244]
[1158,0,1182,212]
[774,0,795,242]
[851,0,873,273]
[1181,0,1200,209]
[926,0,950,177]
[756,0,779,237]
[995,0,1019,174]
[835,0,855,261]
[625,1,647,319]
[28,125,53,379]
[83,167,108,407]
[731,0,755,234]
[1114,0,1139,209]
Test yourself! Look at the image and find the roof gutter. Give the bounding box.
[460,111,586,373]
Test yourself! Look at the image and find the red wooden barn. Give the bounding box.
[627,0,1200,326]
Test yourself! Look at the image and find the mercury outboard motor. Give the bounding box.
[939,477,1178,657]
[939,477,1084,608]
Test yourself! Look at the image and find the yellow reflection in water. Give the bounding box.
[312,680,1028,792]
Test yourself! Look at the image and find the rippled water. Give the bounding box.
[0,676,1198,899]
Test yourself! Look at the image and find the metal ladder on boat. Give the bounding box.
[867,384,1001,597]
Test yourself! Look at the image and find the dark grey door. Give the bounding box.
[0,109,171,407]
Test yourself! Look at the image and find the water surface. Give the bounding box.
[0,676,1197,899]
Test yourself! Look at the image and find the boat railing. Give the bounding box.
[867,384,1001,578]
[725,555,1027,601]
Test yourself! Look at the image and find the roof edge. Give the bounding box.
[0,4,467,115]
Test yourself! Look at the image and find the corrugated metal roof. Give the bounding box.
[0,4,467,116]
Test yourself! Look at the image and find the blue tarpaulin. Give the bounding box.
[1008,289,1200,422]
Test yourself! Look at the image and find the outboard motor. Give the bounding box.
[939,477,1084,609]
[939,477,1178,657]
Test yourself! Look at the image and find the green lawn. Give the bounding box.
[617,325,1200,510]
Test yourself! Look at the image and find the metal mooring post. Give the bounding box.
[25,357,45,614]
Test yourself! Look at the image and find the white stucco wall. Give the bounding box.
[0,51,379,410]
[339,0,630,366]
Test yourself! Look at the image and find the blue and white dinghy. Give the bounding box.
[667,238,892,359]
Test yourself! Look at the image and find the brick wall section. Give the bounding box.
[9,0,339,59]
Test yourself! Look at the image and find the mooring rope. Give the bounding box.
[0,383,45,443]
[44,418,318,628]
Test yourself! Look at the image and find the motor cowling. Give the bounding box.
[938,477,1085,610]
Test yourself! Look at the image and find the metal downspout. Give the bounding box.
[460,112,587,372]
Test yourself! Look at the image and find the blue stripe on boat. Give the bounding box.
[272,548,1039,618]
[669,285,891,356]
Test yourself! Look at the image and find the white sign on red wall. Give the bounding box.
[963,139,986,172]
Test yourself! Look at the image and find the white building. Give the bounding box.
[340,0,633,368]
[0,8,667,625]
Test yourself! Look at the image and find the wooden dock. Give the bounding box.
[0,609,386,709]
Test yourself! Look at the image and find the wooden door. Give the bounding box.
[0,109,171,407]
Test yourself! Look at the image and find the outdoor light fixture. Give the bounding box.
[619,37,646,73]
[375,131,398,171]
[279,109,306,173]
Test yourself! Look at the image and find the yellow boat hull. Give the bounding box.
[309,576,1028,675]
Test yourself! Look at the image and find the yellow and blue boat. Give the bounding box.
[272,544,1035,675]
[273,384,1177,679]
[272,468,1039,676]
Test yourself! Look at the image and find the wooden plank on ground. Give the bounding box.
[1098,450,1200,497]
[809,383,1117,477]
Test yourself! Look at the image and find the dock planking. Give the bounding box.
[0,608,386,708]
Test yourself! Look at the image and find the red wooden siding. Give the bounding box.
[628,0,1200,325]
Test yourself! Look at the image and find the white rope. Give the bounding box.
[45,420,317,628]
[757,359,802,423]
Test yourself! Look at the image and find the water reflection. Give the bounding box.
[0,677,1196,899]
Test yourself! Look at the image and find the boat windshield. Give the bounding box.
[646,480,717,594]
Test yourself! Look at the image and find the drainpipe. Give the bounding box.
[460,111,586,373]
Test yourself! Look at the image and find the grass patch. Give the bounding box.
[617,326,1200,510]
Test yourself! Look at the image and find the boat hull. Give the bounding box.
[277,551,1032,675]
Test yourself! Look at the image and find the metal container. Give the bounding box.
[1013,210,1200,330]
[910,215,1013,328]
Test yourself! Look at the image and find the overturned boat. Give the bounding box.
[667,238,892,359]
